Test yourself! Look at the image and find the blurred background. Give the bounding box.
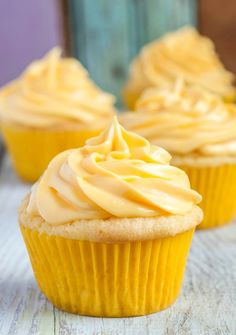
[0,0,236,102]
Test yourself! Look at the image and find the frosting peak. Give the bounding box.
[27,117,201,224]
[120,80,236,156]
[124,27,235,108]
[0,48,115,128]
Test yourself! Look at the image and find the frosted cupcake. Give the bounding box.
[0,48,115,182]
[19,117,202,317]
[123,27,235,109]
[120,80,236,229]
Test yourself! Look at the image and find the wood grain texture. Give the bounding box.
[66,0,197,103]
[68,0,131,105]
[57,0,72,54]
[0,156,236,334]
[145,0,197,43]
[199,0,236,75]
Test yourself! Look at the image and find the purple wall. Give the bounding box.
[0,0,61,87]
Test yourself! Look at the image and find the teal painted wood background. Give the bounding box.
[68,0,197,104]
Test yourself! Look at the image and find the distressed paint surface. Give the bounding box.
[0,156,236,334]
[68,0,197,102]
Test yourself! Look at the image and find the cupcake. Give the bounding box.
[0,48,115,182]
[120,79,236,229]
[19,117,202,317]
[123,27,235,109]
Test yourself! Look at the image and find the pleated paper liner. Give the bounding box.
[178,164,236,229]
[1,122,102,182]
[21,225,194,317]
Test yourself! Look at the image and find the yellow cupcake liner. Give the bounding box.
[1,123,101,182]
[178,164,236,229]
[20,225,194,317]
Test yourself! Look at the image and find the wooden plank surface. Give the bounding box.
[199,0,236,75]
[145,0,197,43]
[67,0,197,103]
[0,155,236,334]
[68,0,131,104]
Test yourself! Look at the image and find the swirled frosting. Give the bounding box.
[120,80,236,156]
[0,48,115,128]
[26,117,201,224]
[124,27,235,107]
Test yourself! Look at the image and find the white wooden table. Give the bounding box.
[0,155,236,335]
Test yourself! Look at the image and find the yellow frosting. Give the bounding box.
[27,117,201,224]
[120,80,236,156]
[124,27,235,102]
[0,48,115,128]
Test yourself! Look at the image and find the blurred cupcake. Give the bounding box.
[0,48,115,182]
[120,79,236,229]
[123,27,235,109]
[19,117,202,317]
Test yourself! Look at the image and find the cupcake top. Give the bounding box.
[26,117,201,225]
[0,48,115,128]
[120,80,236,157]
[124,27,235,103]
